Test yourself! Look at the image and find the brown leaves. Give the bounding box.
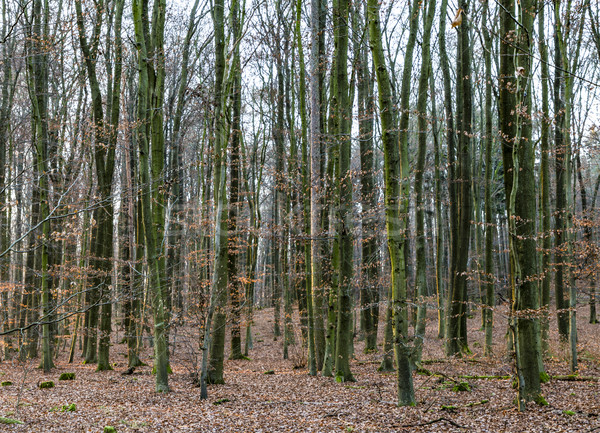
[1,307,600,431]
[452,9,464,28]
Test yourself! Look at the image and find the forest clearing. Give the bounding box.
[1,306,599,432]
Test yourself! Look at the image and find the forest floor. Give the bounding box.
[1,304,599,432]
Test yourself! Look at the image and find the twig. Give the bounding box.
[552,375,600,382]
[403,417,468,429]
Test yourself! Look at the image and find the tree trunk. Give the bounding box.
[367,0,416,406]
[446,0,472,357]
[413,0,435,366]
[332,0,354,384]
[482,0,494,356]
[132,0,169,393]
[538,0,551,352]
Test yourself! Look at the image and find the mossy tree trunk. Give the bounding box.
[301,0,318,374]
[482,0,495,357]
[205,0,230,386]
[554,0,585,373]
[25,0,54,373]
[354,0,379,354]
[332,0,354,384]
[446,0,472,357]
[438,0,456,344]
[413,0,435,366]
[537,0,551,352]
[228,0,244,361]
[132,0,169,393]
[367,0,416,406]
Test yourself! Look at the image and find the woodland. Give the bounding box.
[0,0,599,430]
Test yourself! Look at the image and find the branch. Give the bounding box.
[403,417,468,429]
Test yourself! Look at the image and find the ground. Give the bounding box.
[0,304,599,432]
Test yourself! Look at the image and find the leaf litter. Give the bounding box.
[0,304,598,432]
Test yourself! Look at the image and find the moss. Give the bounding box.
[459,375,510,380]
[452,382,471,392]
[539,371,550,383]
[96,364,114,372]
[59,373,75,381]
[466,399,489,407]
[563,410,575,416]
[0,417,23,425]
[39,381,54,389]
[1,381,12,386]
[104,426,117,433]
[534,394,549,406]
[151,364,173,375]
[263,370,275,375]
[440,405,457,412]
[213,398,230,405]
[61,404,76,412]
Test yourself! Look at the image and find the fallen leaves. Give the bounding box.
[0,305,598,432]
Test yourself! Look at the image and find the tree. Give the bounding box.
[413,0,436,365]
[75,0,124,371]
[25,0,54,373]
[367,0,416,406]
[132,0,169,392]
[446,0,473,357]
[332,0,354,383]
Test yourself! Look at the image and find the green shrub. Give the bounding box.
[1,381,12,386]
[59,373,75,381]
[39,381,54,389]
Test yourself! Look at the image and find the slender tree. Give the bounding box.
[367,0,416,406]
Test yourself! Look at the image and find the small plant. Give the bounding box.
[452,381,471,392]
[263,370,275,375]
[39,381,54,389]
[534,395,549,406]
[104,426,117,433]
[0,417,23,425]
[213,398,230,405]
[563,410,575,416]
[539,371,550,383]
[1,381,12,386]
[59,373,75,381]
[61,404,76,412]
[345,426,355,432]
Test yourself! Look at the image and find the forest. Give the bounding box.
[0,0,599,430]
